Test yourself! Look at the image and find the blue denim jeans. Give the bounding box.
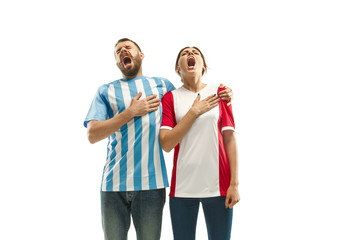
[101,188,166,240]
[170,196,233,240]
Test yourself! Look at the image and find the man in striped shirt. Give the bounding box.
[84,38,175,240]
[84,38,232,240]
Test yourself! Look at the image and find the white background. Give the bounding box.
[1,0,359,239]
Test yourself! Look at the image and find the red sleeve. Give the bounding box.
[217,87,235,131]
[161,91,176,129]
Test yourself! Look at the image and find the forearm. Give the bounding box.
[160,109,198,152]
[87,108,134,144]
[223,131,239,186]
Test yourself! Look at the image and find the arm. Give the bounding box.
[223,130,240,208]
[87,92,160,144]
[160,94,219,152]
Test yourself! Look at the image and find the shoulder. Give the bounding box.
[162,90,174,99]
[95,79,121,96]
[151,76,170,82]
[152,77,175,91]
[99,79,120,88]
[96,83,109,94]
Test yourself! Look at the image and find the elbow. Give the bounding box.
[159,134,172,152]
[87,132,97,144]
[87,126,98,144]
[160,141,172,153]
[88,138,97,144]
[162,145,172,153]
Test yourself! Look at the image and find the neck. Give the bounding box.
[182,75,205,92]
[122,69,143,79]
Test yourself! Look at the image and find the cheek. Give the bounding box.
[179,59,187,68]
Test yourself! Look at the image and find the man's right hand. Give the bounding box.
[128,92,160,117]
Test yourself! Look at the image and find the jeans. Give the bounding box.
[170,196,233,240]
[101,188,166,240]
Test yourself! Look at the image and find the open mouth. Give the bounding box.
[122,56,132,68]
[187,56,195,69]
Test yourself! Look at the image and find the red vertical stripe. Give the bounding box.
[170,144,180,197]
[161,92,179,197]
[217,87,231,196]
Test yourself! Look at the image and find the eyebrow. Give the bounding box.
[115,44,131,52]
[182,49,199,54]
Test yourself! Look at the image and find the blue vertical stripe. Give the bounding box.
[101,86,114,191]
[155,78,169,186]
[106,136,117,191]
[114,82,128,191]
[119,127,128,191]
[128,80,142,190]
[154,78,164,99]
[143,78,157,189]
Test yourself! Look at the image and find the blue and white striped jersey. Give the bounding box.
[84,76,175,192]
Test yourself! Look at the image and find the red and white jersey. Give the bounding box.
[161,84,235,198]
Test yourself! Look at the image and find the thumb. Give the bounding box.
[195,93,201,102]
[134,92,142,100]
[219,83,225,88]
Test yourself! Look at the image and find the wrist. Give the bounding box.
[125,107,135,118]
[230,181,238,187]
[189,107,200,117]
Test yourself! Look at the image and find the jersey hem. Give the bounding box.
[221,126,235,133]
[101,185,169,192]
[160,126,173,130]
[171,192,224,198]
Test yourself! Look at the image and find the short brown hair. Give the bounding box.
[175,46,207,76]
[115,38,142,52]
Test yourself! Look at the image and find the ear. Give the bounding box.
[139,52,145,60]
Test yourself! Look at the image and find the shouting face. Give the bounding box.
[115,41,144,78]
[176,47,207,78]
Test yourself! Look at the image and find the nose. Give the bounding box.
[188,51,194,56]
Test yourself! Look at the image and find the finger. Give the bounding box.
[210,102,219,108]
[204,94,218,102]
[147,98,161,104]
[149,102,161,108]
[209,96,220,103]
[145,94,158,101]
[207,96,220,104]
[219,91,232,101]
[195,93,201,102]
[218,88,229,93]
[208,101,219,109]
[218,89,230,97]
[230,198,240,208]
[134,92,142,100]
[225,195,230,208]
[229,198,236,208]
[219,83,226,88]
[148,107,159,112]
[220,96,230,101]
[203,93,215,100]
